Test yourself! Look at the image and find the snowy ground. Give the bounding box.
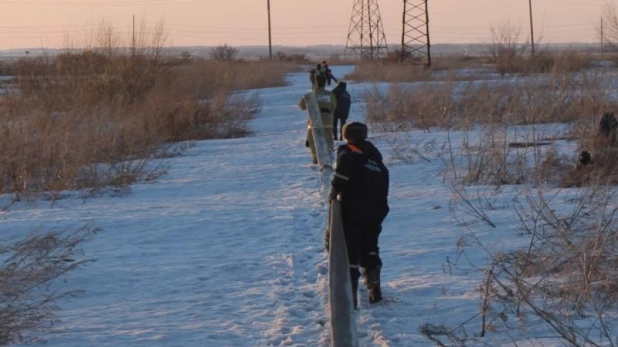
[1,66,587,346]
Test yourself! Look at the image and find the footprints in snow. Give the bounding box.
[302,290,316,299]
[262,181,329,345]
[315,263,328,276]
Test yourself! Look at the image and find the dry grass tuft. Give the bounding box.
[345,61,432,83]
[0,31,293,196]
[561,149,618,187]
[0,226,98,344]
[365,69,616,132]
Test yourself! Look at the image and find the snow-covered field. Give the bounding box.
[1,66,593,346]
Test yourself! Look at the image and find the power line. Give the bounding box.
[0,22,596,34]
[434,1,522,14]
[0,21,131,30]
[163,24,347,30]
[0,0,224,5]
[541,0,606,6]
[0,23,598,36]
[0,16,597,32]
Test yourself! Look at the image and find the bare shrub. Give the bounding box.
[485,20,529,75]
[365,72,613,188]
[449,184,498,228]
[439,124,578,192]
[345,55,491,83]
[427,185,618,346]
[364,83,456,131]
[274,52,309,64]
[430,54,488,72]
[481,187,618,346]
[210,43,239,61]
[343,49,592,83]
[141,87,261,142]
[381,132,435,165]
[484,20,594,75]
[561,148,618,187]
[345,62,432,83]
[420,323,472,346]
[0,23,294,196]
[0,102,167,195]
[601,3,618,53]
[177,60,295,93]
[321,54,357,66]
[365,69,614,132]
[0,225,98,344]
[0,61,15,76]
[468,126,538,186]
[533,50,594,74]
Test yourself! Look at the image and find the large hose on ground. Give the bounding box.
[301,90,358,347]
[328,200,359,347]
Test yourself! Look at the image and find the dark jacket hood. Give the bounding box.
[332,81,348,97]
[349,140,382,161]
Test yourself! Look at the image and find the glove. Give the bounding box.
[305,140,310,148]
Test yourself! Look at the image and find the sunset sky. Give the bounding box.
[0,0,611,50]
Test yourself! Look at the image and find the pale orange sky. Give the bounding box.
[0,0,612,50]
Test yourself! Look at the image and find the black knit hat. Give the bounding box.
[342,122,368,142]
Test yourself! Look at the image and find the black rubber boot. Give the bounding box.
[350,267,360,310]
[363,266,382,304]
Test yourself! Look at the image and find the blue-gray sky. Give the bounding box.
[0,0,611,49]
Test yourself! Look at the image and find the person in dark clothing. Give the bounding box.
[598,111,618,147]
[331,81,351,141]
[309,63,321,90]
[322,61,338,86]
[328,121,389,308]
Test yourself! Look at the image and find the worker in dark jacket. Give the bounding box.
[322,61,338,86]
[331,81,351,141]
[309,63,321,90]
[328,122,389,308]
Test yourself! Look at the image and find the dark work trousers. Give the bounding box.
[343,223,383,271]
[333,116,347,141]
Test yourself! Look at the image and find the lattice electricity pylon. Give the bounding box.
[401,0,431,66]
[344,0,388,60]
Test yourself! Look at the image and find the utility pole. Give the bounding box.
[601,17,604,56]
[267,0,273,59]
[132,14,136,56]
[528,0,535,57]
